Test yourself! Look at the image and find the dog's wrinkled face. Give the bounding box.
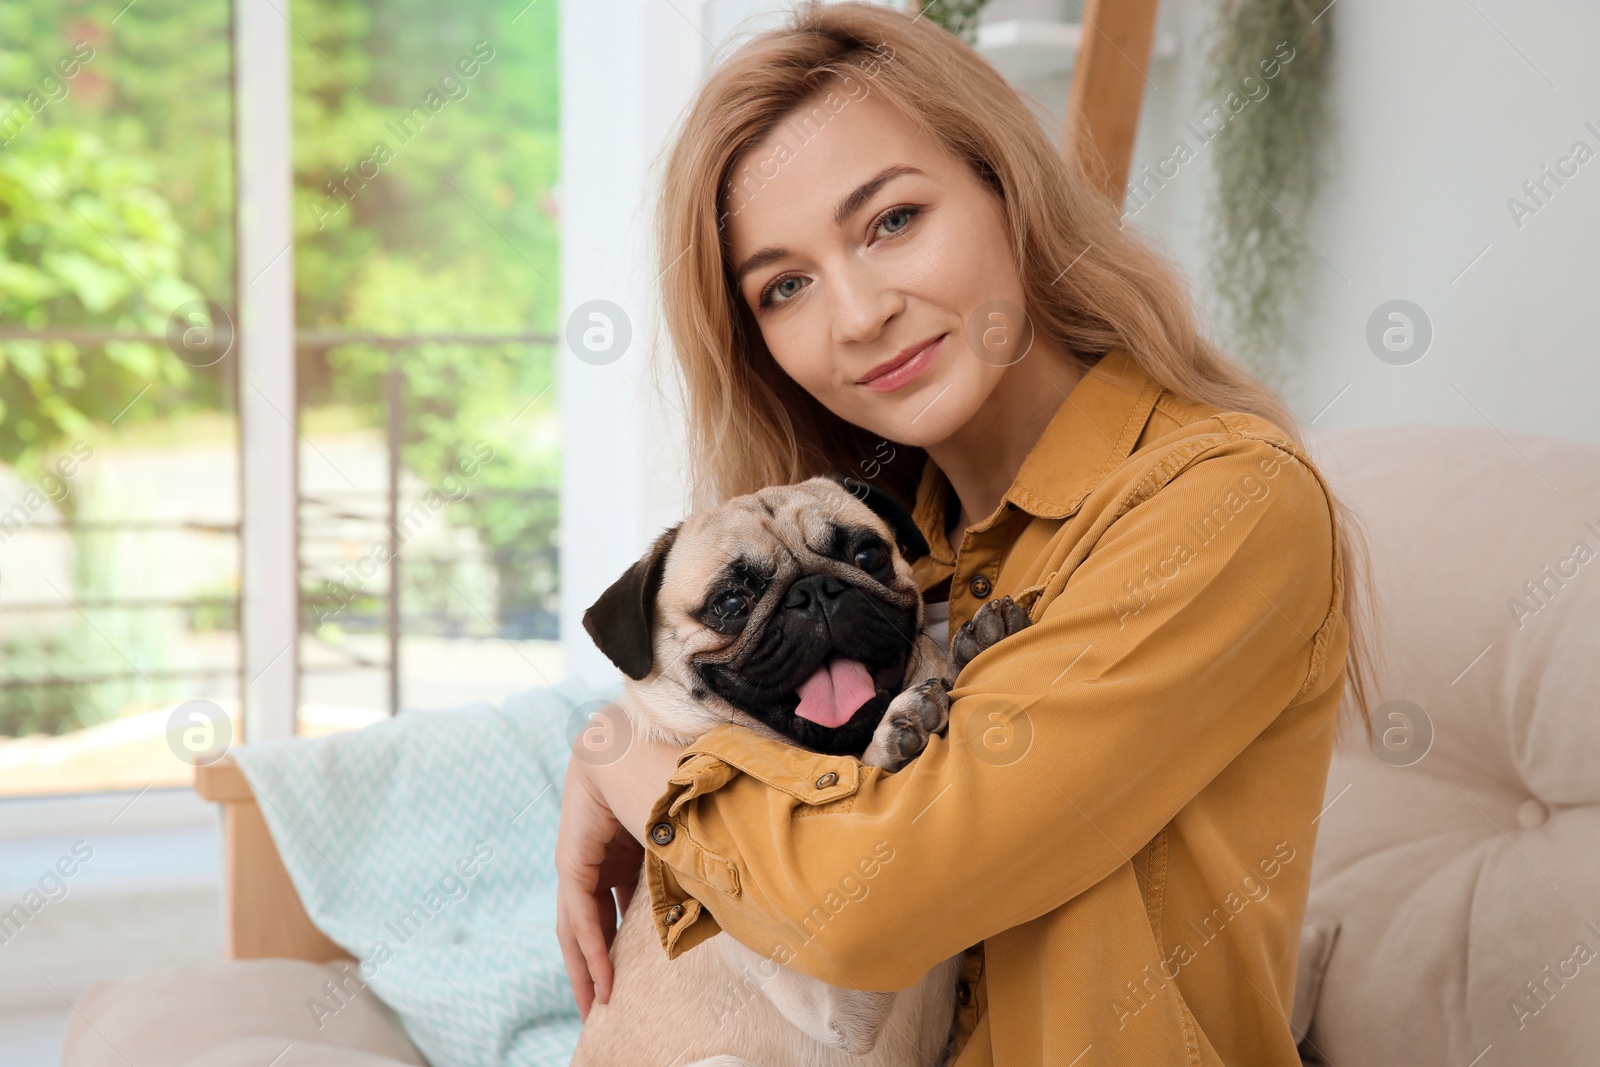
[582,474,930,756]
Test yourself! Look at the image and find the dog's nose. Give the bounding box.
[783,574,848,612]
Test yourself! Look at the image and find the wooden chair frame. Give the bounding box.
[1065,0,1162,202]
[194,756,352,961]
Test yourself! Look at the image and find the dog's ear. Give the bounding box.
[582,523,680,680]
[823,473,930,564]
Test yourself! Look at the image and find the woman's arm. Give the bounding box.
[555,731,687,1016]
[591,731,687,845]
[627,435,1346,991]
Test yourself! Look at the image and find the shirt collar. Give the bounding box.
[910,347,1164,565]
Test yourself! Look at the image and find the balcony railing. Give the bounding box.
[0,327,558,729]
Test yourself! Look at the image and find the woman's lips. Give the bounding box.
[859,333,946,393]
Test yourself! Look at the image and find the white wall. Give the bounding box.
[1127,0,1600,442]
[559,0,724,687]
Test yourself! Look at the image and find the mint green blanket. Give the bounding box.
[232,676,623,1067]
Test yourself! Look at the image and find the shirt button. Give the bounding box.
[815,771,838,788]
[957,980,972,1006]
[969,575,992,598]
[649,821,675,846]
[665,904,685,924]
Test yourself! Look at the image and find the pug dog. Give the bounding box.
[572,472,1032,1067]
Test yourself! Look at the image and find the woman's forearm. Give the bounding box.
[585,730,690,846]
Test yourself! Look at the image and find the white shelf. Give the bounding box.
[975,19,1176,82]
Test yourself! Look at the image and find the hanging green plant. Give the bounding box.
[909,0,993,45]
[1200,0,1335,387]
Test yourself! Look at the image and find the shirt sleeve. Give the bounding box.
[640,435,1342,991]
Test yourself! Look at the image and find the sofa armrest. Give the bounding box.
[193,755,354,963]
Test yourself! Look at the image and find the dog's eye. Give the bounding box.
[711,591,751,619]
[852,541,890,574]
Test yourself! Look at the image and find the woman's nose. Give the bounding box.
[829,258,904,346]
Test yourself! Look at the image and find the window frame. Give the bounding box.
[236,0,300,746]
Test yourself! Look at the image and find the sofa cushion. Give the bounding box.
[60,959,427,1067]
[1300,424,1600,1065]
[1291,919,1339,1045]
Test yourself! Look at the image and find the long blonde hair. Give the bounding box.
[650,0,1382,744]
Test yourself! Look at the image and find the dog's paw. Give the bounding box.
[861,676,951,772]
[950,594,1032,675]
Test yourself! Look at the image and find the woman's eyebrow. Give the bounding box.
[831,163,925,228]
[731,163,927,286]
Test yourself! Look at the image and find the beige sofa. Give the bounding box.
[60,758,424,1066]
[1295,423,1600,1065]
[61,424,1600,1066]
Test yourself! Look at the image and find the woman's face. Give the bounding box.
[721,85,1030,450]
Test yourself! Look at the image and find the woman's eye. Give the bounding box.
[874,205,918,238]
[853,542,889,573]
[758,275,806,308]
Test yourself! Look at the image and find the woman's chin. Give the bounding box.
[857,378,985,449]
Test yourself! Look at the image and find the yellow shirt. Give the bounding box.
[642,346,1350,1066]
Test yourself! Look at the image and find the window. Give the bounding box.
[0,0,562,797]
[1,0,241,795]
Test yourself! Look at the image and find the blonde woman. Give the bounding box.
[556,3,1380,1064]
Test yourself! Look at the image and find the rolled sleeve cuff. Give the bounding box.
[644,849,723,957]
[641,723,868,959]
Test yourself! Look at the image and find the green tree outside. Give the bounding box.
[0,0,561,734]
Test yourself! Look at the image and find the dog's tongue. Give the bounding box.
[794,656,876,728]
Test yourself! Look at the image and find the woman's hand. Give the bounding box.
[555,753,645,1020]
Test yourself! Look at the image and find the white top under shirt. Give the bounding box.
[922,597,951,659]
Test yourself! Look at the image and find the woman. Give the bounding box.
[556,3,1380,1064]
